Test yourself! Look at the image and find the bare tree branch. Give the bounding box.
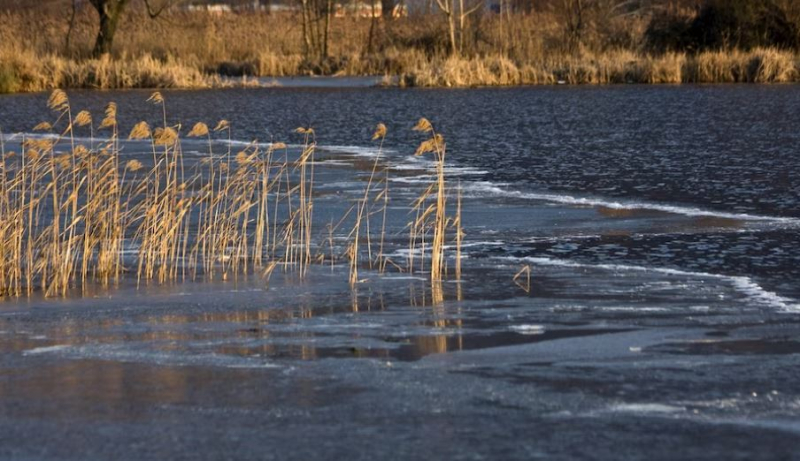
[143,0,185,19]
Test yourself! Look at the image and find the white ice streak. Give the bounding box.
[607,403,685,414]
[509,324,546,335]
[385,241,504,259]
[464,181,800,225]
[497,256,800,313]
[318,145,394,157]
[22,345,71,356]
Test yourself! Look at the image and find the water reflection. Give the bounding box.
[596,206,666,218]
[0,358,345,424]
[0,276,478,363]
[2,259,731,366]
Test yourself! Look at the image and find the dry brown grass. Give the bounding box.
[0,45,215,92]
[684,48,799,83]
[398,48,799,87]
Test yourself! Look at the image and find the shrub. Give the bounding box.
[646,0,799,53]
[0,62,20,93]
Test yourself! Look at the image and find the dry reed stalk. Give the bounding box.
[413,118,447,283]
[293,128,316,277]
[513,265,531,293]
[348,200,363,287]
[376,168,389,273]
[455,182,463,280]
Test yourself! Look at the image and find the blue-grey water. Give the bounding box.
[0,86,799,460]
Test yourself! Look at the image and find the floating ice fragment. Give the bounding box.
[609,403,684,414]
[509,325,545,335]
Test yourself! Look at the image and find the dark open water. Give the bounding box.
[0,85,799,460]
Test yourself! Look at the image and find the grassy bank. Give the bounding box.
[1,7,799,92]
[2,47,797,92]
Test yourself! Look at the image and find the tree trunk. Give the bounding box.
[448,8,457,55]
[435,0,458,55]
[381,0,395,18]
[458,0,465,52]
[65,0,77,54]
[301,0,313,59]
[366,0,377,54]
[323,0,332,58]
[90,0,130,58]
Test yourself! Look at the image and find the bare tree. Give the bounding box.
[434,0,483,55]
[560,0,588,52]
[300,0,335,62]
[65,0,78,53]
[89,0,184,58]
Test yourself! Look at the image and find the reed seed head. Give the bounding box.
[24,139,54,151]
[187,122,210,137]
[25,149,41,162]
[128,121,152,140]
[33,122,53,132]
[55,153,71,169]
[47,90,69,112]
[100,103,117,129]
[413,118,433,133]
[75,110,92,127]
[153,127,178,145]
[235,151,250,165]
[414,134,444,156]
[125,159,143,172]
[147,91,164,104]
[372,123,387,140]
[213,120,230,131]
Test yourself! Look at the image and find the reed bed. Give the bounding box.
[0,45,216,93]
[399,48,800,87]
[2,45,796,93]
[0,91,464,299]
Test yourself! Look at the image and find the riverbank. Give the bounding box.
[1,47,799,93]
[2,6,800,93]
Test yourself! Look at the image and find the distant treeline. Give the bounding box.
[1,0,800,91]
